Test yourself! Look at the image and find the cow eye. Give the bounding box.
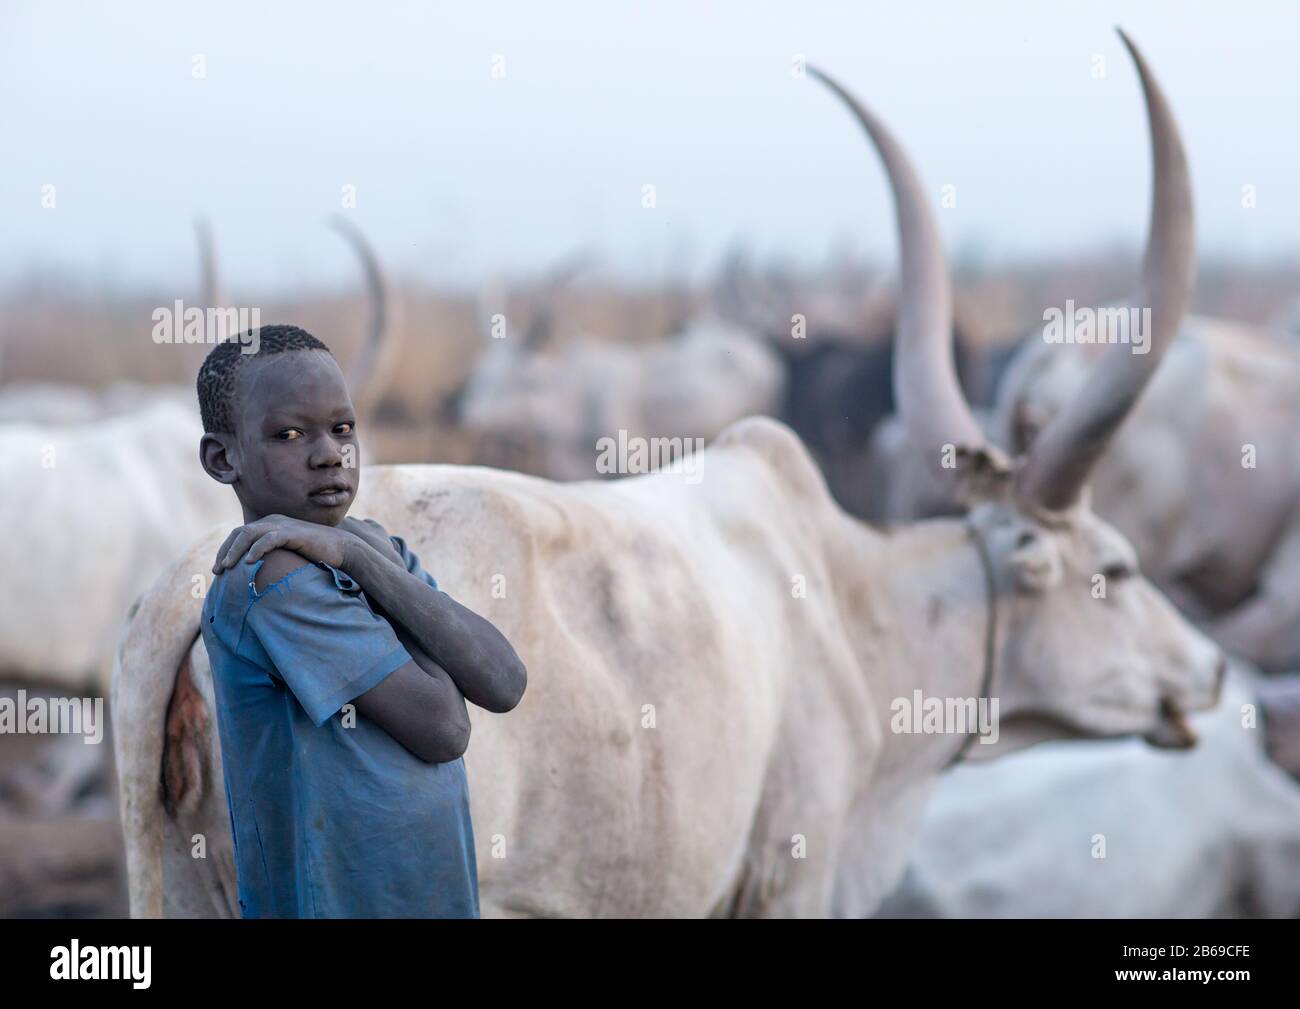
[1102,562,1134,582]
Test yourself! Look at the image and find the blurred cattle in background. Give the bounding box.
[454,253,784,480]
[452,240,1018,516]
[716,247,1022,517]
[0,379,194,424]
[0,400,238,695]
[878,667,1300,918]
[1266,294,1300,346]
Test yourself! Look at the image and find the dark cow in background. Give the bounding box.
[717,251,1016,517]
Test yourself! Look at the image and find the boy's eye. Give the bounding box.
[277,429,303,441]
[335,422,355,436]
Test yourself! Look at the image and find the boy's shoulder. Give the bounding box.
[253,548,315,594]
[203,548,335,638]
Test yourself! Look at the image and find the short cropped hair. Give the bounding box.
[197,325,331,433]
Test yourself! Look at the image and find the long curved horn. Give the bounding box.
[807,67,986,466]
[327,215,389,409]
[194,217,224,308]
[1015,29,1194,509]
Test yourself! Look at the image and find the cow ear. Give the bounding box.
[953,443,1014,506]
[1007,528,1062,593]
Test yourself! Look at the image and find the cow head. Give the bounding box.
[454,253,600,471]
[963,497,1223,753]
[813,28,1224,753]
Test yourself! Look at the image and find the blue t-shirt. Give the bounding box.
[200,534,479,919]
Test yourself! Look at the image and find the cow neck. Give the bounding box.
[945,518,999,768]
[867,516,1000,779]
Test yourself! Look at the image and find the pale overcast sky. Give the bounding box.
[3,0,1297,294]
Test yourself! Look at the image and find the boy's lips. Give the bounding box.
[308,484,352,506]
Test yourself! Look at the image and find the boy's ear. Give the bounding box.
[200,433,240,485]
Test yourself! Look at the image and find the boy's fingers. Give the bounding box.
[212,528,243,574]
[246,532,286,565]
[213,519,298,572]
[220,528,258,570]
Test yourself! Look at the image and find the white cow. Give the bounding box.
[114,34,1223,918]
[980,64,1300,670]
[458,303,784,481]
[878,666,1300,918]
[0,399,240,693]
[0,381,198,426]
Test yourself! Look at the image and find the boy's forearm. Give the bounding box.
[344,538,527,713]
[353,663,469,764]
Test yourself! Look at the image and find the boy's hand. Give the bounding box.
[212,515,360,574]
[339,516,404,565]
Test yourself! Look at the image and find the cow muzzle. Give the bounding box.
[1143,655,1227,750]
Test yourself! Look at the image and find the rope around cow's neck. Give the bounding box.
[946,519,1000,768]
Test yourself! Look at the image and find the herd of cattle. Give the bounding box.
[2,30,1299,916]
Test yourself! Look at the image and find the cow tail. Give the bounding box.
[111,582,204,918]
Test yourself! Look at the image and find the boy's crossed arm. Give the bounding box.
[220,515,527,763]
[355,628,473,765]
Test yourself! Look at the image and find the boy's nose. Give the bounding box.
[309,435,345,467]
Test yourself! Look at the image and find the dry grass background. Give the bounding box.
[5,255,1297,451]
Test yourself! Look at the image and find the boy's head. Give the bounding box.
[198,325,360,526]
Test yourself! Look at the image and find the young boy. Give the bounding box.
[195,324,526,918]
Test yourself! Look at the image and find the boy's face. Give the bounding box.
[220,349,361,526]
